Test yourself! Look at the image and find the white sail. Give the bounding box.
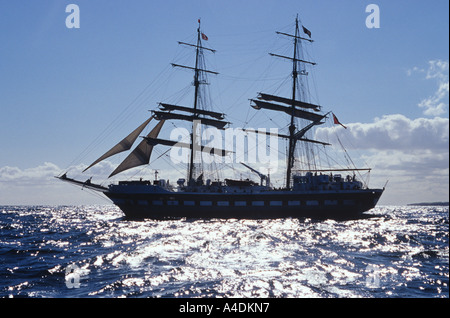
[83,117,153,172]
[108,120,165,178]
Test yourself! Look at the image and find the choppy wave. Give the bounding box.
[0,205,448,298]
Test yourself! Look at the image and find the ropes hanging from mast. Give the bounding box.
[249,14,324,188]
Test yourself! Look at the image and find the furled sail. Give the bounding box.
[257,93,320,111]
[159,103,225,120]
[108,120,165,178]
[153,111,229,129]
[293,111,329,140]
[251,99,323,122]
[83,117,154,172]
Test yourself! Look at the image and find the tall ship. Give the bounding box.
[58,16,384,219]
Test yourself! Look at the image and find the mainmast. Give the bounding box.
[250,15,327,189]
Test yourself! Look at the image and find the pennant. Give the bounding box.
[201,33,208,41]
[302,26,312,38]
[333,113,347,129]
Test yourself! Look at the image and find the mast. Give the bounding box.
[91,20,226,181]
[286,15,300,189]
[188,20,202,184]
[167,19,224,185]
[251,15,326,189]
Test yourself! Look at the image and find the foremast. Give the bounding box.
[171,19,226,185]
[189,19,205,185]
[72,20,229,183]
[286,16,301,190]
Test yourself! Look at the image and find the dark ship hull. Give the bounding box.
[104,183,384,220]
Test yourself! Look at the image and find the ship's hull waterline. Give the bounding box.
[104,188,384,220]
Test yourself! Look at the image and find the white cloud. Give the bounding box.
[0,162,60,185]
[0,161,113,205]
[425,59,449,80]
[316,114,449,151]
[315,59,449,203]
[315,114,449,204]
[406,66,425,76]
[410,59,449,116]
[0,159,182,205]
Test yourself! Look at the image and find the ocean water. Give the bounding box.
[0,205,448,299]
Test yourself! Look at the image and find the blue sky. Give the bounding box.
[0,0,448,205]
